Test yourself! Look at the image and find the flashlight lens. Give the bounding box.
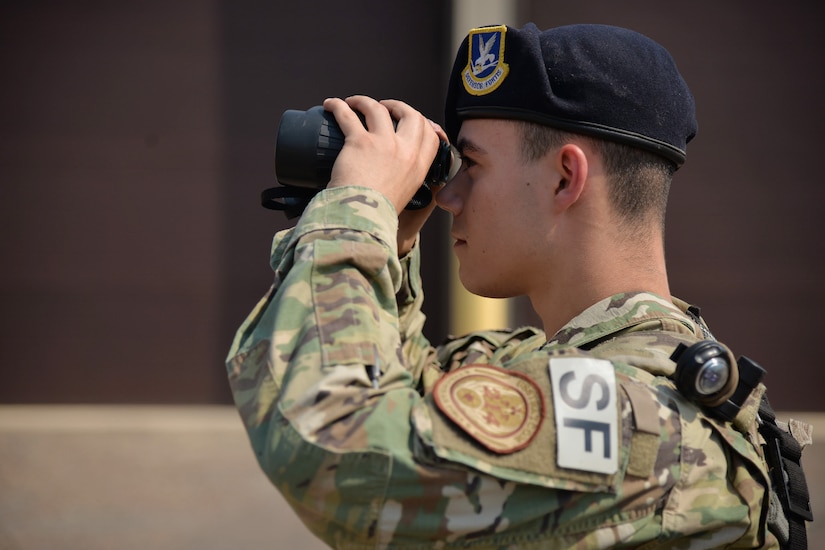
[695,357,729,396]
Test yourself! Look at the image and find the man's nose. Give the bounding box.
[435,176,463,216]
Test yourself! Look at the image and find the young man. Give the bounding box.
[228,23,809,548]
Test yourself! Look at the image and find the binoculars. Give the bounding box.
[262,105,455,218]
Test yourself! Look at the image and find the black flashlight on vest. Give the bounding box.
[261,105,457,219]
[670,340,766,423]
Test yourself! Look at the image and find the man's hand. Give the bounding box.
[396,183,444,256]
[323,96,447,254]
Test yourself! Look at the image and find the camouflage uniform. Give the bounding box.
[227,186,776,549]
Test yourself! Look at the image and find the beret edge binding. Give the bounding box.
[454,106,687,167]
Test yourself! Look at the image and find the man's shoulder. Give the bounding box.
[436,326,547,372]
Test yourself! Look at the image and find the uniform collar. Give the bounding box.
[544,291,701,350]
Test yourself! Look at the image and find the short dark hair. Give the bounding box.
[517,120,675,234]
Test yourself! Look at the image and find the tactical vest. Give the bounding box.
[590,333,813,549]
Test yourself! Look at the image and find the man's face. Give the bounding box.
[436,119,556,298]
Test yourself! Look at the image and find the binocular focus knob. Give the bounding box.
[670,340,739,409]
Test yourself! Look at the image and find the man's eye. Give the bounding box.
[459,155,476,170]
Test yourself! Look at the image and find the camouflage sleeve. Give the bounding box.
[226,185,452,546]
[394,239,441,391]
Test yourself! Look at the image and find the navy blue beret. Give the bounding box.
[444,23,697,166]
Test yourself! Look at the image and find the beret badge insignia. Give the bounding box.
[434,364,544,454]
[462,25,510,96]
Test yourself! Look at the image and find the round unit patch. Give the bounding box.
[433,364,544,454]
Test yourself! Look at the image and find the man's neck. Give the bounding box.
[531,236,670,338]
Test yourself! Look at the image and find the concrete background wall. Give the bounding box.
[1,405,821,549]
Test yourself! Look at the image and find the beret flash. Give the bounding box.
[444,23,697,166]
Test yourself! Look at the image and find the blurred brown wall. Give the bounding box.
[1,1,823,409]
[1,2,228,403]
[0,1,451,404]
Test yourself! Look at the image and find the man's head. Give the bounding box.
[444,23,697,168]
[438,24,691,312]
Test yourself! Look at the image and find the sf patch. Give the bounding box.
[462,25,510,96]
[433,364,544,454]
[549,357,619,474]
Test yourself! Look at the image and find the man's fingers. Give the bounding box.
[345,95,395,134]
[429,120,449,145]
[381,99,440,163]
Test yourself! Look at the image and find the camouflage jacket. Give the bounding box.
[227,186,776,549]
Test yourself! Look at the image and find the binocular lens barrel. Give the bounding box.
[275,106,344,189]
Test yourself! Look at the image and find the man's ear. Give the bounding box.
[552,143,588,212]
